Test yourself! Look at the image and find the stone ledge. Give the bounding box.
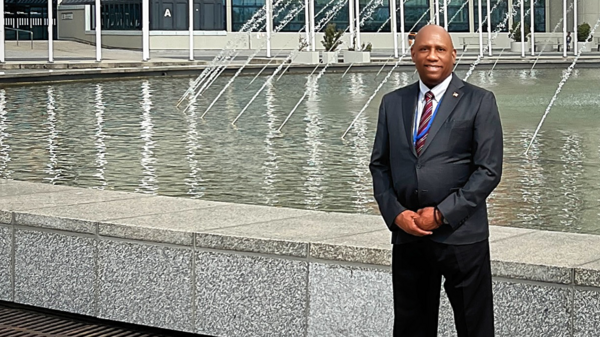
[3,179,600,287]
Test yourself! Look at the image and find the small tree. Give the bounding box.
[509,22,530,42]
[578,22,591,42]
[321,23,344,52]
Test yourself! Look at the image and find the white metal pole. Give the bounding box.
[0,0,5,63]
[443,0,448,30]
[95,0,102,62]
[530,0,534,55]
[48,0,54,62]
[142,0,150,61]
[520,0,525,57]
[390,0,398,57]
[348,0,355,49]
[355,0,361,50]
[478,0,483,56]
[435,0,440,25]
[305,0,311,49]
[189,0,194,60]
[563,0,567,57]
[400,0,405,54]
[266,0,272,56]
[573,0,577,54]
[487,0,492,55]
[310,0,316,51]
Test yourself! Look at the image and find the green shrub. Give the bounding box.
[321,23,344,52]
[578,22,592,42]
[509,21,530,42]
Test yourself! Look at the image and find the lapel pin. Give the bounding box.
[452,92,459,97]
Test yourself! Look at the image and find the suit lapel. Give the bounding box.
[401,83,419,157]
[420,74,465,155]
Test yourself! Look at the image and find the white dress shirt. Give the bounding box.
[413,74,453,141]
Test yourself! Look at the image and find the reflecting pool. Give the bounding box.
[1,68,600,234]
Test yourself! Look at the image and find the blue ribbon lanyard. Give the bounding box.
[413,97,443,145]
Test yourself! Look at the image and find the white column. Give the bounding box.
[143,0,150,61]
[487,0,492,55]
[266,0,272,56]
[390,0,398,57]
[310,0,316,51]
[573,0,577,54]
[349,0,355,50]
[478,0,483,56]
[435,0,440,25]
[400,0,405,54]
[563,0,567,57]
[48,0,54,62]
[305,0,311,49]
[530,0,534,55]
[355,0,361,50]
[443,0,448,30]
[95,0,102,62]
[0,0,5,63]
[189,0,194,60]
[520,0,525,57]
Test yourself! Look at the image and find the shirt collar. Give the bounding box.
[418,74,453,102]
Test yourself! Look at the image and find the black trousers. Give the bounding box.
[392,239,494,337]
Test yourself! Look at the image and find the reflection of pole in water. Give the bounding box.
[302,75,324,210]
[136,80,158,194]
[94,84,108,189]
[184,79,205,198]
[44,86,60,184]
[349,104,374,213]
[0,89,11,179]
[261,81,279,205]
[558,132,584,228]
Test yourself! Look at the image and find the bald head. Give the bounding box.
[414,25,454,50]
[411,24,457,88]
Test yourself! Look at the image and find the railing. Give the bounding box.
[5,27,34,49]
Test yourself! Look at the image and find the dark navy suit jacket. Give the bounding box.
[369,73,503,245]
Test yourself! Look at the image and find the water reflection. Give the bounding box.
[261,81,279,205]
[2,69,600,234]
[44,87,61,184]
[136,80,158,194]
[94,84,108,189]
[302,74,324,209]
[184,79,205,198]
[0,89,10,179]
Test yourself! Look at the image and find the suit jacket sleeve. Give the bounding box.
[437,91,503,229]
[369,97,407,231]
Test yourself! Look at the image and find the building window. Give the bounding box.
[404,0,429,33]
[442,0,469,32]
[91,3,142,30]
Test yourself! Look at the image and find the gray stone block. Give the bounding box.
[307,263,393,337]
[14,229,96,316]
[97,240,193,332]
[489,226,535,242]
[575,259,600,287]
[0,188,140,212]
[490,230,600,283]
[0,225,11,301]
[15,213,96,234]
[0,210,10,224]
[493,281,571,337]
[26,195,220,222]
[195,251,308,337]
[491,260,572,284]
[574,289,600,337]
[310,230,391,266]
[195,233,308,257]
[99,222,194,246]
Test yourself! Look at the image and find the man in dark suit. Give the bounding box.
[369,25,503,337]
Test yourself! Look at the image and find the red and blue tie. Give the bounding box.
[416,91,434,156]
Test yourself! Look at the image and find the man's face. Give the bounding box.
[411,26,457,88]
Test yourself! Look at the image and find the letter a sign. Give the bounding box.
[164,8,172,17]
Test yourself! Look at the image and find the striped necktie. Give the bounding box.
[416,91,434,156]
